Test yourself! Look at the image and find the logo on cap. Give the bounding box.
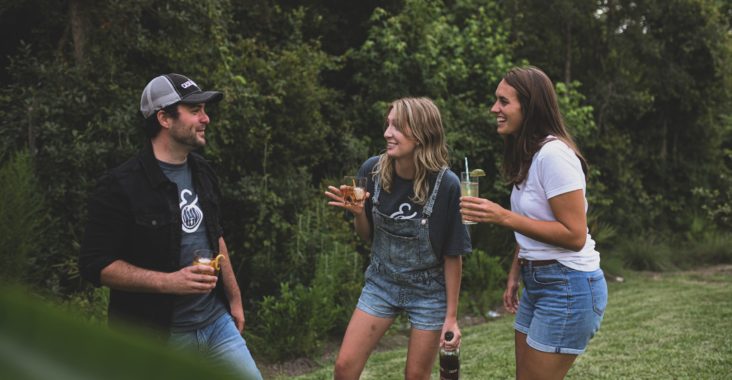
[181,80,197,89]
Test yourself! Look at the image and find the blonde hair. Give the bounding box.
[373,97,449,204]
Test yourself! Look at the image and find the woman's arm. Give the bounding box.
[441,255,462,350]
[460,189,587,251]
[503,244,521,313]
[352,209,372,242]
[324,185,372,242]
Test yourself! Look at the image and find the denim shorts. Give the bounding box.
[357,262,446,331]
[514,262,608,355]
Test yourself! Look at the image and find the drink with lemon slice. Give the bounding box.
[342,176,367,206]
[461,169,485,225]
[192,249,224,275]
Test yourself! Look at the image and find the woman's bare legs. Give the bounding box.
[404,328,441,380]
[334,309,394,380]
[515,331,577,380]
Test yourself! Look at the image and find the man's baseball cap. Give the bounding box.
[140,73,223,118]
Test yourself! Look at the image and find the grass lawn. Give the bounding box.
[277,266,732,379]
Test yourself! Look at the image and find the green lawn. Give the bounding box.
[279,268,732,379]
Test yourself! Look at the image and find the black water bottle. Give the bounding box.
[439,331,460,380]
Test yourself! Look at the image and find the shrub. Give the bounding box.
[247,197,364,360]
[250,282,330,360]
[461,249,506,318]
[599,254,627,280]
[683,232,732,267]
[0,151,48,284]
[61,286,110,325]
[610,235,677,272]
[250,247,363,361]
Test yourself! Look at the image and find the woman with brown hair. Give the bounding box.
[325,97,471,379]
[461,67,608,379]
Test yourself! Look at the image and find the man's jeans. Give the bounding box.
[169,313,263,379]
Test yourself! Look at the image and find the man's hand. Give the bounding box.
[163,265,218,295]
[230,302,246,333]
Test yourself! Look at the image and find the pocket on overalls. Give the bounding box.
[375,226,420,268]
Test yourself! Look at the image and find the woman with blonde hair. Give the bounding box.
[461,66,607,379]
[325,97,471,379]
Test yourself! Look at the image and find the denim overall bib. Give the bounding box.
[357,167,448,330]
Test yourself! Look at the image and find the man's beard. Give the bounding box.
[170,124,205,149]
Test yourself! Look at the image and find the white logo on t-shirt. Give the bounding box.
[390,203,418,220]
[179,189,203,233]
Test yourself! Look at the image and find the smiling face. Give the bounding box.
[167,103,210,149]
[491,79,523,137]
[384,107,418,160]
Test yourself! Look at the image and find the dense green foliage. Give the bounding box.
[0,151,47,283]
[460,249,506,317]
[1,0,730,361]
[508,0,732,236]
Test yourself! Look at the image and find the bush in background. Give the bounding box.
[246,195,364,360]
[0,151,49,284]
[608,229,732,273]
[461,249,506,318]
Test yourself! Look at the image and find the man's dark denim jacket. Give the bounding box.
[80,141,226,334]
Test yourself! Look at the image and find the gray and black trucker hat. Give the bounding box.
[140,73,223,118]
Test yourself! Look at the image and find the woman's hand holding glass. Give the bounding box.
[324,184,370,216]
[459,196,510,225]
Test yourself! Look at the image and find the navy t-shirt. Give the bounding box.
[357,156,472,258]
[158,160,226,332]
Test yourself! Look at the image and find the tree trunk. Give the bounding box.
[27,96,36,156]
[660,118,668,162]
[69,0,87,65]
[564,19,572,83]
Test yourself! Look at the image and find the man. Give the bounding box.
[80,73,262,379]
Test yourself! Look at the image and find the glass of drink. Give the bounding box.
[192,249,224,275]
[460,172,478,225]
[341,176,367,206]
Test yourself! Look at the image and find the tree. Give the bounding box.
[508,0,732,237]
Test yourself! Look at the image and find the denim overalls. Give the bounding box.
[356,167,448,330]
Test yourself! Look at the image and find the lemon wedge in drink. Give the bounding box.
[470,169,486,177]
[213,254,225,271]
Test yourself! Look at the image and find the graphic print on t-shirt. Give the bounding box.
[390,203,418,220]
[179,189,203,233]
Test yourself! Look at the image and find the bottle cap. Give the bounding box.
[444,331,454,341]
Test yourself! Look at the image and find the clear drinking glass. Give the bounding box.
[341,176,367,206]
[192,248,224,275]
[460,172,478,225]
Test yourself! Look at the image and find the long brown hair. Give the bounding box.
[501,66,588,186]
[374,97,449,204]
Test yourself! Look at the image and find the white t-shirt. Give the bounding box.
[510,138,600,271]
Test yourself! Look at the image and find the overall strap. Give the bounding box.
[373,172,382,206]
[423,167,448,217]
